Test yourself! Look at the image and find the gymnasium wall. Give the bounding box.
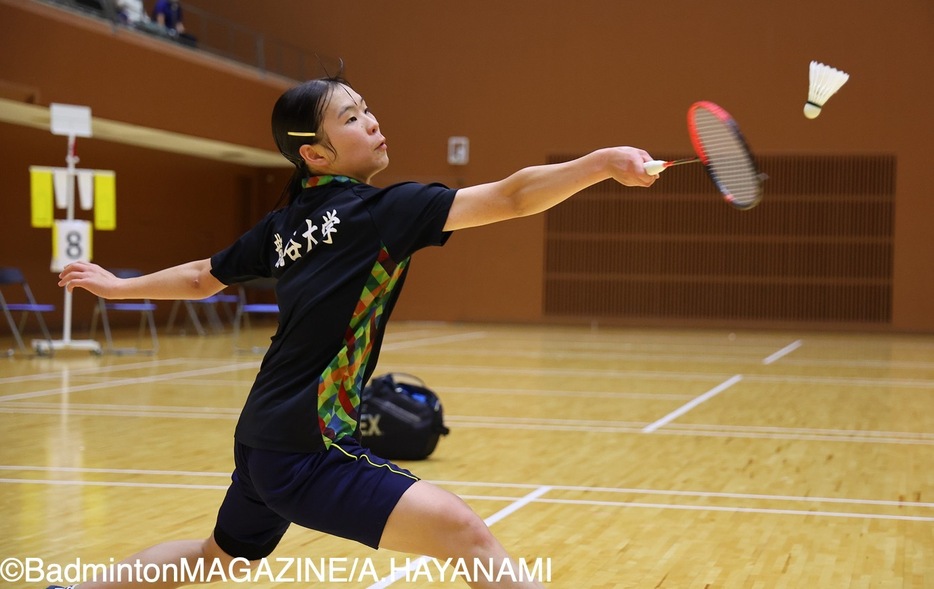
[1,0,932,332]
[0,0,293,331]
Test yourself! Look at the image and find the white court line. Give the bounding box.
[7,465,933,510]
[380,362,934,389]
[0,406,240,420]
[388,363,737,384]
[394,345,934,371]
[433,480,934,509]
[0,362,259,402]
[743,373,934,388]
[3,477,930,523]
[1,401,241,414]
[397,347,783,365]
[0,478,226,491]
[0,332,485,396]
[668,422,934,439]
[762,339,803,365]
[774,357,934,370]
[483,485,553,526]
[365,485,552,589]
[444,419,934,445]
[517,497,934,523]
[642,374,743,433]
[0,357,194,385]
[0,333,487,403]
[440,386,695,400]
[3,404,932,445]
[0,465,231,477]
[381,331,487,351]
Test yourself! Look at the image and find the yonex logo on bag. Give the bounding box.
[359,413,383,437]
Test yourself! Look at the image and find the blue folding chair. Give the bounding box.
[165,290,239,335]
[0,267,55,356]
[89,268,158,355]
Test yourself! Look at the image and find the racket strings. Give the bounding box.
[692,109,762,209]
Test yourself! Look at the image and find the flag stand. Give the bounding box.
[33,104,107,355]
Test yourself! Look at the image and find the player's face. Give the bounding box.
[318,85,388,183]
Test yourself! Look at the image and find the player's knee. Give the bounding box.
[445,503,497,553]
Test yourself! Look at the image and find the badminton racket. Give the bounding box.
[644,101,764,210]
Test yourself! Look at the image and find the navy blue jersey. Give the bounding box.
[211,178,456,453]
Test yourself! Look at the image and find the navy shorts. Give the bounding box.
[213,438,419,560]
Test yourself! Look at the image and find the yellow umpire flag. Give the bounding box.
[29,166,54,228]
[94,170,116,230]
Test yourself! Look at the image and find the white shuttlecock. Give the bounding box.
[804,61,849,119]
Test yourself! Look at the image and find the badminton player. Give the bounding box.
[52,75,657,589]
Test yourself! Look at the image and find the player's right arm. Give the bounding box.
[443,147,656,232]
[58,259,224,301]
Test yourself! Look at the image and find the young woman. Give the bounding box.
[54,76,657,589]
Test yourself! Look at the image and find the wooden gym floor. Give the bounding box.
[1,322,932,588]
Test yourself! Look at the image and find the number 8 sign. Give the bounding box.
[51,219,92,272]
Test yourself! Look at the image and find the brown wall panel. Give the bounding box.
[544,155,895,327]
[2,0,932,333]
[255,0,930,330]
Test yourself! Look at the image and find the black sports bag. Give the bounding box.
[357,373,450,460]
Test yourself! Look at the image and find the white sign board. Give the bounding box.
[447,136,469,165]
[50,103,92,137]
[51,219,92,272]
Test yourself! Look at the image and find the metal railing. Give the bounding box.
[38,0,317,82]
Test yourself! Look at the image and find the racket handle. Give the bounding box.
[643,160,668,176]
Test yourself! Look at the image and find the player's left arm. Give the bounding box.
[58,259,224,301]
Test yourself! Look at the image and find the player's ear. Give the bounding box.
[299,144,328,167]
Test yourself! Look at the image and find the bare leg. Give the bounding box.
[76,534,252,589]
[378,481,545,588]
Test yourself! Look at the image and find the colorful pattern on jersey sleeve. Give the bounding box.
[316,247,408,447]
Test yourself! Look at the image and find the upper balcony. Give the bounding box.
[36,0,318,83]
[0,0,314,167]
